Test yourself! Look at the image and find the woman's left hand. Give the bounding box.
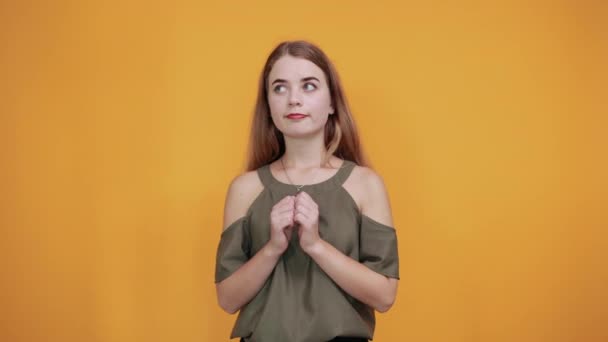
[294,191,322,254]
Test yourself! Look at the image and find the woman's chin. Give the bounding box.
[282,128,324,140]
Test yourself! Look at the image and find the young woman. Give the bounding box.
[215,40,399,342]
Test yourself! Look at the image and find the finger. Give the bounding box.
[273,196,295,208]
[279,218,293,230]
[295,201,315,213]
[273,202,294,215]
[294,214,312,229]
[295,203,314,217]
[297,191,313,200]
[295,191,309,201]
[294,211,310,223]
[294,195,308,209]
[274,207,295,216]
[271,212,291,225]
[296,192,317,209]
[279,212,295,225]
[275,195,295,207]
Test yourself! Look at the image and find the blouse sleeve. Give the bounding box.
[359,215,400,279]
[215,216,251,284]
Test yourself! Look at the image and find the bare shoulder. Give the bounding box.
[222,169,264,231]
[344,165,394,227]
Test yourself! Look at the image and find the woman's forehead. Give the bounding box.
[269,55,325,82]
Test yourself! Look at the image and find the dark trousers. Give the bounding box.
[240,338,367,342]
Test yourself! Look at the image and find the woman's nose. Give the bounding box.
[288,90,302,106]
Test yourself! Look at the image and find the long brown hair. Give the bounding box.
[245,40,370,171]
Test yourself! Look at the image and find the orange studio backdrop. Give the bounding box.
[1,1,606,341]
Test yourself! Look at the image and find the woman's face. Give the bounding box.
[267,55,334,139]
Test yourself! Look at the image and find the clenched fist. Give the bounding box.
[265,192,323,256]
[293,191,321,254]
[266,195,296,256]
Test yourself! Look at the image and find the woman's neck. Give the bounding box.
[281,135,328,169]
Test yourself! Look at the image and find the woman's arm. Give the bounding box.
[215,172,281,314]
[216,241,283,314]
[306,241,398,312]
[305,169,399,313]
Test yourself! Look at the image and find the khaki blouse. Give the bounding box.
[215,160,399,342]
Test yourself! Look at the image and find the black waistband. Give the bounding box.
[240,337,367,342]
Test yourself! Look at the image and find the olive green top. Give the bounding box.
[215,160,399,342]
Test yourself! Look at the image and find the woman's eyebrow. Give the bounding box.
[271,77,320,85]
[301,77,320,83]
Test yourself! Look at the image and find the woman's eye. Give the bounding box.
[303,83,317,91]
[273,85,286,93]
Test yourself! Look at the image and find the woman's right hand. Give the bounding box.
[266,195,296,256]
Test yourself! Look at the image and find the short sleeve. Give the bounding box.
[215,216,251,284]
[359,215,400,279]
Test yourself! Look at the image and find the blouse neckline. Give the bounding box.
[260,159,355,193]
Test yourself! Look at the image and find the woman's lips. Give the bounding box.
[286,114,308,119]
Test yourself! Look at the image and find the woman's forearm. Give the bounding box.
[306,239,397,313]
[216,243,282,314]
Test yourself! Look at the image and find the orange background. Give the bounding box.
[1,1,606,341]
